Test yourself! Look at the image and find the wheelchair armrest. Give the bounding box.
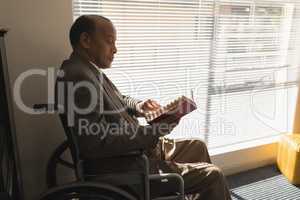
[149,173,184,199]
[83,152,151,200]
[96,149,145,159]
[82,151,148,174]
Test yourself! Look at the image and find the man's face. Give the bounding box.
[87,20,117,68]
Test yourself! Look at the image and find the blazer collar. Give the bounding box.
[69,51,102,76]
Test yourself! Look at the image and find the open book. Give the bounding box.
[145,96,197,124]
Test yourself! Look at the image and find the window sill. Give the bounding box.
[209,135,281,156]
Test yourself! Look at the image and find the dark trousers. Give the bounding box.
[149,138,232,200]
[86,138,232,200]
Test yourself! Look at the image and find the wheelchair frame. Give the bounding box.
[34,104,184,200]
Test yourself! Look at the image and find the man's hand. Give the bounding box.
[141,99,161,111]
[136,99,162,116]
[136,99,181,136]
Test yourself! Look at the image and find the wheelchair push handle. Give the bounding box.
[33,103,57,113]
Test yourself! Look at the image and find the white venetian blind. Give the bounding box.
[206,0,300,148]
[73,0,300,149]
[74,0,213,106]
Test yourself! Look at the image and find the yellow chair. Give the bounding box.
[277,134,300,184]
[277,86,300,185]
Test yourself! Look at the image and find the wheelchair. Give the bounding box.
[34,104,184,200]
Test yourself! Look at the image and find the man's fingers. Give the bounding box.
[144,101,155,109]
[142,99,161,111]
[149,100,161,109]
[151,99,160,105]
[149,101,158,109]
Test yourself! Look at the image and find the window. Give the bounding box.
[73,0,300,150]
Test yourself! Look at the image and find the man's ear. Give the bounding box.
[79,32,91,49]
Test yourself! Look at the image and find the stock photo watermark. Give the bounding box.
[12,66,296,139]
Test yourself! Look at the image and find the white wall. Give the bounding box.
[0,1,73,199]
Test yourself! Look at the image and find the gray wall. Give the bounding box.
[0,1,73,199]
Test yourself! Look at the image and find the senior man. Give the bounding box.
[56,15,232,200]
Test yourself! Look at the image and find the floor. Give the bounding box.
[227,165,300,200]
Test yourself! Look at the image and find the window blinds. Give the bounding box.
[207,0,300,148]
[73,0,300,149]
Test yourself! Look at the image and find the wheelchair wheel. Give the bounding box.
[38,182,137,200]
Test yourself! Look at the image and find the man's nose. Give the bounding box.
[113,45,117,54]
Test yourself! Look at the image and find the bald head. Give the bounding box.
[69,15,112,49]
[69,15,117,68]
